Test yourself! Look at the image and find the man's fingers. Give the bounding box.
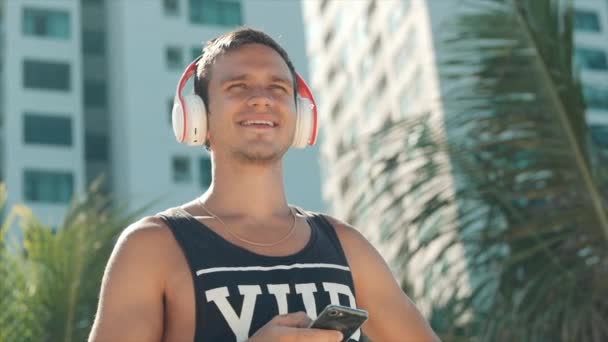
[273,311,312,328]
[293,327,344,342]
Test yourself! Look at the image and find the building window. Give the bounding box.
[199,157,212,189]
[24,169,74,204]
[191,46,201,60]
[168,97,174,124]
[164,0,179,16]
[22,8,70,39]
[172,156,191,183]
[323,30,334,48]
[84,81,107,107]
[575,48,608,70]
[590,125,608,148]
[82,30,105,55]
[166,46,183,70]
[189,0,242,26]
[366,0,376,19]
[85,133,109,161]
[327,64,338,84]
[23,60,70,91]
[320,0,329,12]
[574,10,601,32]
[395,28,416,72]
[583,86,608,110]
[23,113,72,146]
[377,75,387,93]
[331,99,342,121]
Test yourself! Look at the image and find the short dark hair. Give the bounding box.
[193,27,298,111]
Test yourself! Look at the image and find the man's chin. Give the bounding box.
[233,147,286,165]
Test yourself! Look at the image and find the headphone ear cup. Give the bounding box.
[172,94,208,146]
[292,96,314,148]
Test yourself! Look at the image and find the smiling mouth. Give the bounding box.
[239,120,278,128]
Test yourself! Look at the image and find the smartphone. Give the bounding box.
[308,304,368,341]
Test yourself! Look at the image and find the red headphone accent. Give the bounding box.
[296,74,318,146]
[176,57,201,143]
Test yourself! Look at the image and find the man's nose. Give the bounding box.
[246,87,275,107]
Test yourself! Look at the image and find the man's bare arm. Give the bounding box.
[327,216,440,342]
[88,217,171,342]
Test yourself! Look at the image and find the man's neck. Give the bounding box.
[200,158,290,220]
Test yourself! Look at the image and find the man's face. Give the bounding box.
[206,43,297,165]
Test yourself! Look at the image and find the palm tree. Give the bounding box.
[341,0,607,340]
[0,179,148,342]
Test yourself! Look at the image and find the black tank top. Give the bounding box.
[158,207,362,342]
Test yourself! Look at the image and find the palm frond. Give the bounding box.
[0,178,152,342]
[339,0,608,340]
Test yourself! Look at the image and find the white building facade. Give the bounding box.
[574,0,608,149]
[1,0,325,229]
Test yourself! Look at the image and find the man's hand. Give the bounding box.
[248,312,343,342]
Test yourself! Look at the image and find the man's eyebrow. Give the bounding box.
[219,74,249,84]
[219,74,293,87]
[269,75,293,86]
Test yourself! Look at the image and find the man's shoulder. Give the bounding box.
[302,211,370,247]
[120,205,188,240]
[114,214,177,257]
[121,215,169,239]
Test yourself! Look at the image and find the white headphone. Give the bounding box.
[171,57,319,148]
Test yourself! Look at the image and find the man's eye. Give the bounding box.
[228,83,247,90]
[270,85,288,92]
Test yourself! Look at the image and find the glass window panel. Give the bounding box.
[189,0,204,23]
[320,0,329,12]
[23,113,72,146]
[199,157,212,189]
[590,125,608,147]
[189,0,241,26]
[84,81,107,107]
[330,99,342,121]
[24,169,74,204]
[23,8,70,39]
[222,2,242,26]
[584,86,608,110]
[85,133,109,161]
[23,60,71,91]
[83,30,105,55]
[166,46,183,70]
[202,1,221,25]
[191,46,202,60]
[164,0,179,16]
[172,156,192,183]
[168,97,174,124]
[574,10,601,32]
[575,48,608,70]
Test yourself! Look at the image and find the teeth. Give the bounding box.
[242,120,275,127]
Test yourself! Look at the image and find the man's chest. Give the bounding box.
[165,263,361,341]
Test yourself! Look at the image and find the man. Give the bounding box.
[89,28,439,342]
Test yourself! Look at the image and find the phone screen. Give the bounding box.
[309,305,368,341]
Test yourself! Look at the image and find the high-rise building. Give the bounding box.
[303,0,464,314]
[303,0,608,313]
[0,0,324,229]
[575,0,608,153]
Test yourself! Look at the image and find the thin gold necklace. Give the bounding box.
[197,198,298,248]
